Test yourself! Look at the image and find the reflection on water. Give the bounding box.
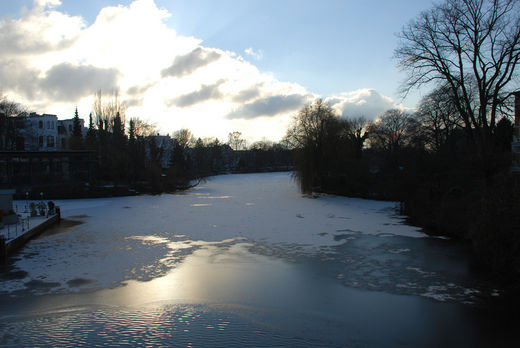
[0,242,517,347]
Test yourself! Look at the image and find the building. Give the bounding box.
[0,151,96,191]
[57,117,86,150]
[15,113,86,151]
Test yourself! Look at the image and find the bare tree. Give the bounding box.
[284,99,337,149]
[396,0,520,152]
[227,131,246,151]
[345,116,371,158]
[129,117,156,139]
[174,128,194,149]
[416,86,464,151]
[92,90,126,133]
[368,109,416,152]
[284,99,339,192]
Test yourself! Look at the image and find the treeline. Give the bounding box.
[285,0,520,282]
[1,93,292,196]
[74,93,292,194]
[286,95,519,278]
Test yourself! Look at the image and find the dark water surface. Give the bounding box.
[0,173,518,347]
[1,241,517,347]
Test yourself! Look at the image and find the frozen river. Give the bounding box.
[0,172,517,346]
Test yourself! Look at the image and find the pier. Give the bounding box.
[0,210,60,262]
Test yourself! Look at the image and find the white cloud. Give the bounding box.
[34,0,62,9]
[244,47,263,60]
[325,89,406,120]
[0,0,405,142]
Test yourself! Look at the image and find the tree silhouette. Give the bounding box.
[396,0,520,154]
[228,131,245,151]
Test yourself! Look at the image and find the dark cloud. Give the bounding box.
[231,84,263,103]
[167,79,226,108]
[127,82,156,96]
[39,63,120,101]
[125,97,144,108]
[161,47,222,78]
[226,94,306,119]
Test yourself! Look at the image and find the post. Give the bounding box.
[0,236,6,263]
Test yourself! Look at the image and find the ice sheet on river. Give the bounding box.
[3,172,427,295]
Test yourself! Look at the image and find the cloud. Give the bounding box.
[231,84,263,103]
[0,60,40,99]
[167,79,226,108]
[161,47,222,78]
[325,89,404,120]
[0,0,409,143]
[34,0,62,9]
[0,5,83,56]
[39,63,120,101]
[227,94,307,119]
[125,97,144,108]
[127,82,156,96]
[244,47,263,60]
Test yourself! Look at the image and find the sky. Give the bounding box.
[0,0,435,142]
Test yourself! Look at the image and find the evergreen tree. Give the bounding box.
[73,107,82,137]
[86,112,96,150]
[69,107,84,150]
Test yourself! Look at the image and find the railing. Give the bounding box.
[0,202,55,242]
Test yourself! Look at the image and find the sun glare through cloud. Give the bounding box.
[0,0,407,142]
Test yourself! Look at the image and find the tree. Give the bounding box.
[129,117,155,139]
[284,99,339,192]
[346,116,370,159]
[284,99,337,149]
[174,128,194,149]
[368,109,417,152]
[0,96,23,150]
[415,86,464,151]
[86,112,96,149]
[396,0,520,153]
[68,107,84,150]
[228,131,246,151]
[92,90,126,133]
[73,107,82,137]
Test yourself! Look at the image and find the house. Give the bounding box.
[57,117,86,150]
[15,113,87,151]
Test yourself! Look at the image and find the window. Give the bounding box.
[39,121,43,129]
[47,136,55,148]
[61,138,67,149]
[68,125,72,132]
[39,136,44,147]
[47,121,50,129]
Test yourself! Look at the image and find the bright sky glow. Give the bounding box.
[0,0,435,142]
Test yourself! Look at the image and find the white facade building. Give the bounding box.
[16,113,86,151]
